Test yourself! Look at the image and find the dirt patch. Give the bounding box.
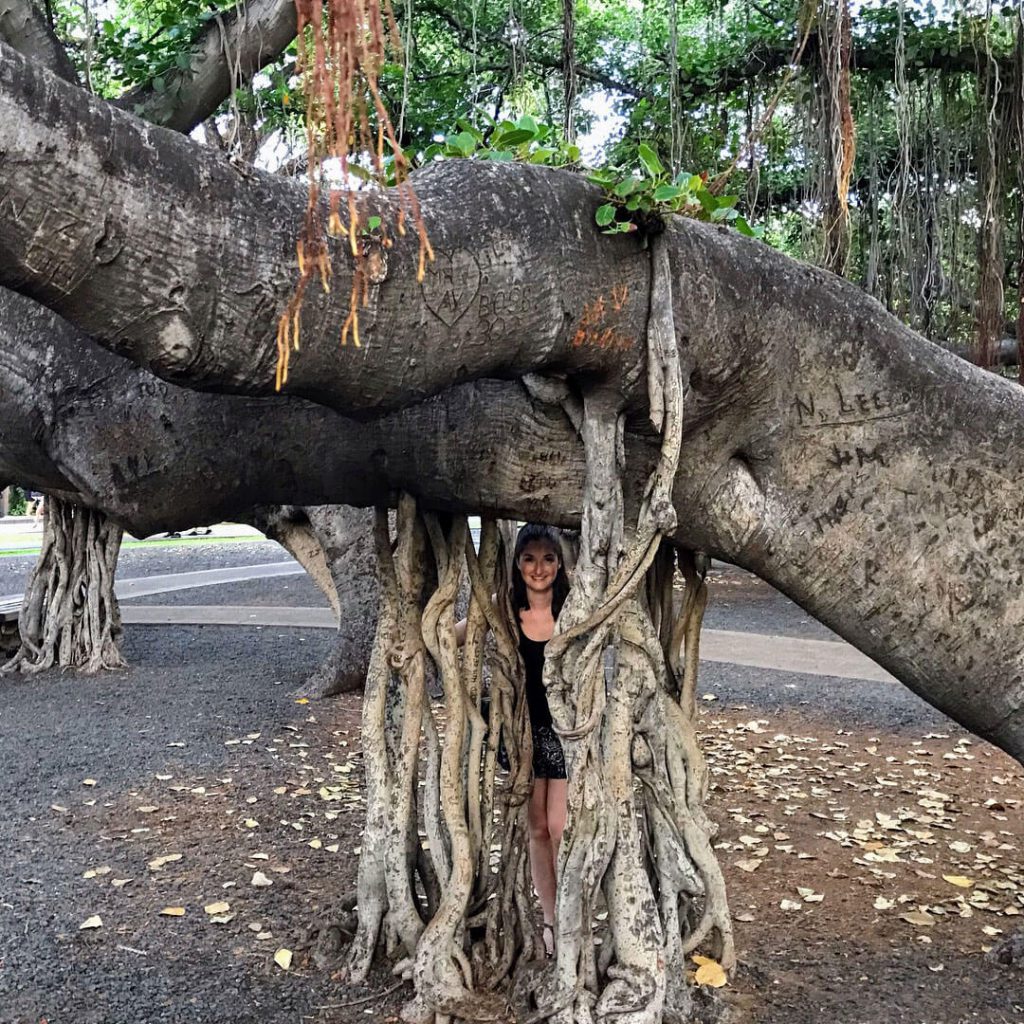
[3,688,1021,1023]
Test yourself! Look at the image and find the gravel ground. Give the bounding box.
[123,574,330,608]
[0,623,1020,1024]
[1,544,1020,1024]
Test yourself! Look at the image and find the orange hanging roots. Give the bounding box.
[275,0,432,390]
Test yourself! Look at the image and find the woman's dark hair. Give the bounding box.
[510,523,570,618]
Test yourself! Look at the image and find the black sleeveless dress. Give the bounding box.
[518,625,567,780]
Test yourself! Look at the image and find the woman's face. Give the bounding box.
[517,540,560,596]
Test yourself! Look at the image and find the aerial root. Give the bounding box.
[337,233,730,1023]
[2,497,125,676]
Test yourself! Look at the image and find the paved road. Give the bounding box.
[0,536,895,684]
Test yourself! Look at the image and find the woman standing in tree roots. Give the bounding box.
[510,523,570,958]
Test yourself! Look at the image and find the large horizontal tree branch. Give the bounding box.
[0,41,649,407]
[114,0,296,132]
[1,46,1024,765]
[0,0,75,81]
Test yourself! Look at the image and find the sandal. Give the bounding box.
[542,922,555,959]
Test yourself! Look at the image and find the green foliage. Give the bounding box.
[7,487,27,517]
[588,144,762,239]
[418,114,581,168]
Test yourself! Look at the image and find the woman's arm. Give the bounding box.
[454,594,500,647]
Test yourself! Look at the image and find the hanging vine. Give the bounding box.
[973,0,1006,371]
[276,0,433,389]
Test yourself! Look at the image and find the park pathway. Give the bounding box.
[2,553,897,684]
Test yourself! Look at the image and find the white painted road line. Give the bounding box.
[0,561,303,605]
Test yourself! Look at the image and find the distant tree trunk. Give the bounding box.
[974,24,1006,371]
[819,0,856,276]
[3,497,125,674]
[251,504,378,698]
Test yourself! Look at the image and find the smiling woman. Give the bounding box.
[510,522,572,956]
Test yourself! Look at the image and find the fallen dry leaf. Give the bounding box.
[159,907,186,917]
[691,955,727,988]
[251,871,273,888]
[204,901,231,916]
[274,948,293,971]
[900,911,936,927]
[79,915,103,930]
[147,853,183,871]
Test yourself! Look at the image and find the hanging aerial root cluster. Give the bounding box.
[345,498,540,1022]
[537,232,732,1024]
[2,497,125,675]
[277,0,433,389]
[335,232,732,1024]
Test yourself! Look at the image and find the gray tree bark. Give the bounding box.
[0,42,1023,765]
[0,286,383,686]
[250,504,378,697]
[0,0,76,82]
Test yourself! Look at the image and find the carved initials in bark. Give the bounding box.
[421,250,482,326]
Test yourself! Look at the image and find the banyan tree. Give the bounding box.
[2,0,1024,1019]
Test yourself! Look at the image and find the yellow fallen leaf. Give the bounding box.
[204,901,231,915]
[308,839,322,850]
[295,698,310,705]
[148,853,183,871]
[244,819,259,828]
[160,907,186,917]
[900,911,935,927]
[79,915,103,930]
[691,955,727,988]
[325,843,340,853]
[942,875,973,888]
[274,947,293,971]
[82,779,97,787]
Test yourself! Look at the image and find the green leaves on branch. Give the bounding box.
[421,115,581,168]
[590,143,763,240]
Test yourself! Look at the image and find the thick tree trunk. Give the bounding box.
[3,496,125,674]
[250,504,378,698]
[0,0,76,82]
[1,49,1024,764]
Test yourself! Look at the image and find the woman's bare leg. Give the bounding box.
[545,778,568,877]
[528,779,557,941]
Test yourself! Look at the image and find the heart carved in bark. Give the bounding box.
[421,249,482,327]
